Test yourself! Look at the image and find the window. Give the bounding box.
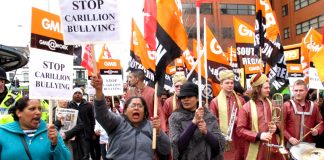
[23,73,29,82]
[76,70,85,79]
[222,27,234,39]
[296,15,324,35]
[182,3,212,14]
[294,0,319,10]
[282,4,288,16]
[220,4,255,15]
[283,28,290,39]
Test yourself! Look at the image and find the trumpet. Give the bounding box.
[266,93,288,160]
[224,102,237,151]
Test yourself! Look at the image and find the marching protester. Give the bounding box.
[126,69,155,117]
[169,82,225,160]
[0,97,70,159]
[162,74,187,134]
[61,88,96,160]
[236,73,284,160]
[91,73,171,159]
[283,80,323,146]
[0,67,22,124]
[209,70,245,160]
[160,90,170,106]
[125,69,167,131]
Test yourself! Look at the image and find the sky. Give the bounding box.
[0,0,145,74]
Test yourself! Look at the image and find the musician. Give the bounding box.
[209,70,245,160]
[236,73,283,160]
[284,79,323,145]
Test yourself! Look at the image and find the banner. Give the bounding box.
[98,59,123,96]
[254,0,288,94]
[301,28,323,83]
[30,8,73,100]
[59,0,120,44]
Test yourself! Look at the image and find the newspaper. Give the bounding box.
[55,108,78,132]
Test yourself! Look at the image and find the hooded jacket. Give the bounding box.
[0,120,70,160]
[94,98,171,160]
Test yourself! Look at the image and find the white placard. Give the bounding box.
[29,48,73,100]
[309,67,324,90]
[102,74,123,96]
[59,0,120,44]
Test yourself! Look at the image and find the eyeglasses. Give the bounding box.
[129,104,144,109]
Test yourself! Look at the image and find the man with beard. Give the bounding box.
[209,70,245,160]
[0,67,22,124]
[61,88,95,160]
[236,73,283,160]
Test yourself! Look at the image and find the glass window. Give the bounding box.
[220,4,255,15]
[200,3,212,14]
[284,27,290,39]
[23,73,29,82]
[222,27,234,39]
[296,14,324,35]
[295,0,319,10]
[282,4,288,16]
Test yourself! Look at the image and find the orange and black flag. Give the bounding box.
[255,0,288,94]
[129,19,156,85]
[155,0,188,95]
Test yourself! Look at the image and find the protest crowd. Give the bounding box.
[1,0,324,159]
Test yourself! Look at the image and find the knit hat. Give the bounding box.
[73,87,83,95]
[172,74,187,84]
[250,73,268,87]
[219,70,235,81]
[177,82,198,99]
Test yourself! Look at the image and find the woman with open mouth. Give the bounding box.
[0,97,71,160]
[91,73,171,160]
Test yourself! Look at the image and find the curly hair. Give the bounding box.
[123,96,149,119]
[251,85,263,102]
[8,97,30,121]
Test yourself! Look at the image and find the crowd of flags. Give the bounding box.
[80,0,324,99]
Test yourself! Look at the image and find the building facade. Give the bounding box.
[181,0,324,48]
[272,0,324,45]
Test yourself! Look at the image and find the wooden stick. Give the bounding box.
[302,121,323,140]
[91,44,97,75]
[152,83,158,149]
[48,100,54,124]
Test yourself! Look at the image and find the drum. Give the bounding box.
[290,142,315,160]
[302,148,324,160]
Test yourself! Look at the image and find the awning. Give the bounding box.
[0,44,28,71]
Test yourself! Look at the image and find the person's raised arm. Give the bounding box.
[91,73,121,134]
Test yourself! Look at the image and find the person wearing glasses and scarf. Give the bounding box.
[91,73,170,160]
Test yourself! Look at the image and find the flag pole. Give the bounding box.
[152,83,158,149]
[91,44,97,75]
[196,0,202,108]
[203,17,208,107]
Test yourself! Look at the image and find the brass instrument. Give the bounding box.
[224,102,237,151]
[266,93,288,160]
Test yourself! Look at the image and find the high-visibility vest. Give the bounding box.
[40,99,49,123]
[0,90,22,124]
